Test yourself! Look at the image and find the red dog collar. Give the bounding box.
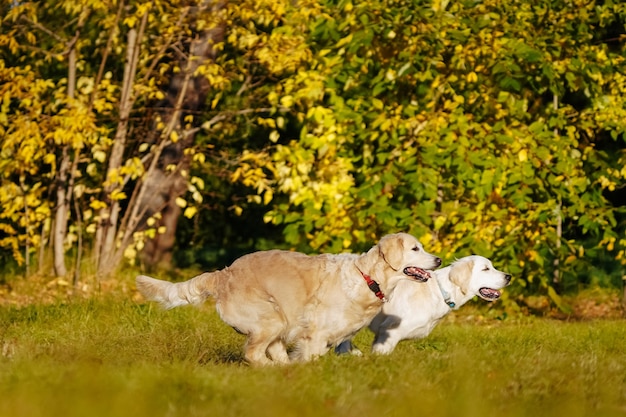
[359,270,387,302]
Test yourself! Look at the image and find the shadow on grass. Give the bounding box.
[198,348,246,365]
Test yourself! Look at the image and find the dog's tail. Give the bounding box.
[136,271,218,309]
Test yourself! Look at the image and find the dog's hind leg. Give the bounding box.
[292,334,332,362]
[266,340,290,364]
[243,319,287,365]
[244,333,274,366]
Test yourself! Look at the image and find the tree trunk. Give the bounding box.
[53,146,70,277]
[52,12,88,277]
[95,14,147,275]
[101,63,195,275]
[138,7,225,269]
[553,94,561,289]
[20,175,30,277]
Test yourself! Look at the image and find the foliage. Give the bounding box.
[230,0,626,302]
[0,0,625,304]
[0,0,221,275]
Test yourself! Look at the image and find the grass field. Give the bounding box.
[1,296,625,417]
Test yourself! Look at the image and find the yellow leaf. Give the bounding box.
[124,245,137,260]
[94,150,107,163]
[74,184,85,198]
[263,190,273,205]
[175,197,187,208]
[191,176,205,190]
[280,95,294,108]
[110,189,127,200]
[183,206,197,218]
[419,232,432,244]
[123,16,137,28]
[87,163,98,177]
[193,153,206,164]
[90,200,107,210]
[518,149,528,162]
[211,93,221,109]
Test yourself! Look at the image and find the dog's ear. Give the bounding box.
[449,259,473,294]
[378,234,406,270]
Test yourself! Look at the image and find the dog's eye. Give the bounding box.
[482,266,490,271]
[412,246,420,252]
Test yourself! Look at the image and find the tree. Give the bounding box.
[0,0,222,278]
[0,0,317,278]
[1,1,106,278]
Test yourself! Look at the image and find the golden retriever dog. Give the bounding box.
[336,255,511,355]
[136,233,441,365]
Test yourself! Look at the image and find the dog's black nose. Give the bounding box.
[434,257,442,267]
[504,274,512,283]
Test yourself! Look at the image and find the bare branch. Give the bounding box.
[140,6,190,85]
[114,31,199,263]
[199,106,290,132]
[89,0,125,111]
[19,15,64,43]
[96,0,155,273]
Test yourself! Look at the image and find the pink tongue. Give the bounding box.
[480,288,501,299]
[404,267,431,279]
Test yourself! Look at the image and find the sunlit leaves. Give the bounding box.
[0,0,223,268]
[229,0,626,303]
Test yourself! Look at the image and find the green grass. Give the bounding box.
[1,298,625,417]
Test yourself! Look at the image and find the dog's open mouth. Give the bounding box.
[479,287,501,301]
[403,267,431,282]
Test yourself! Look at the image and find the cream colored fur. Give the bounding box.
[336,255,511,355]
[136,233,441,365]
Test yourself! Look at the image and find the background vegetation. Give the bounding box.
[1,0,626,309]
